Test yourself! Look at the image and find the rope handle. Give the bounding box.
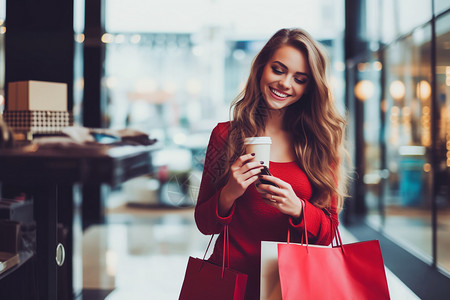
[331,218,345,254]
[287,200,308,248]
[202,234,215,261]
[287,200,343,254]
[200,225,230,278]
[222,225,229,278]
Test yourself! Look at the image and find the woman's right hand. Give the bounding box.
[218,153,264,216]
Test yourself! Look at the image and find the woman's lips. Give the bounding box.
[269,87,290,100]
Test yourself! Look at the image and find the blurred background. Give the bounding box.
[0,0,449,299]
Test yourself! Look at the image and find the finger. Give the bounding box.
[242,161,265,173]
[239,153,258,165]
[258,182,280,194]
[255,181,272,193]
[269,194,278,203]
[242,167,263,182]
[276,196,286,204]
[243,166,264,177]
[231,153,257,171]
[261,193,277,203]
[254,182,265,193]
[241,172,260,189]
[262,198,278,207]
[259,175,287,188]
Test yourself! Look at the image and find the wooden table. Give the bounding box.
[0,143,153,299]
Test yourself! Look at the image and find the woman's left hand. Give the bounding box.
[256,175,303,218]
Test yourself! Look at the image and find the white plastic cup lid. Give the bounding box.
[244,137,272,145]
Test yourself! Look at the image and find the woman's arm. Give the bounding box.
[194,122,264,235]
[194,123,232,235]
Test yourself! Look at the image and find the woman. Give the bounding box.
[194,28,348,299]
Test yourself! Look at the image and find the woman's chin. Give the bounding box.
[266,100,289,111]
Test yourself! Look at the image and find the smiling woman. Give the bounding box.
[194,28,348,299]
[95,1,346,298]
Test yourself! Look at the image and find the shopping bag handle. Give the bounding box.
[201,225,230,278]
[330,217,344,250]
[287,200,345,254]
[222,225,230,277]
[287,200,308,248]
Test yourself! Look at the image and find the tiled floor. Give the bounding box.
[367,207,450,274]
[82,189,420,300]
[83,206,208,299]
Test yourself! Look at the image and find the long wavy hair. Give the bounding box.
[220,28,348,210]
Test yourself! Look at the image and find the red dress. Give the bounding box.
[194,122,339,300]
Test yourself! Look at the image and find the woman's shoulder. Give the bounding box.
[215,121,231,131]
[211,121,231,141]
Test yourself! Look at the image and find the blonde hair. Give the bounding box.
[221,28,348,211]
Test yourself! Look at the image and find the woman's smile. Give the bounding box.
[269,86,291,100]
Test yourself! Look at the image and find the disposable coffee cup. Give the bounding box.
[244,137,272,167]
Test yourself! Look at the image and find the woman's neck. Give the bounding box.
[265,108,285,134]
[264,108,296,162]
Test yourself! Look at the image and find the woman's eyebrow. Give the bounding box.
[273,61,309,77]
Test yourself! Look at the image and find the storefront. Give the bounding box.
[344,0,450,293]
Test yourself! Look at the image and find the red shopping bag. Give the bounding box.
[278,201,390,300]
[179,226,248,300]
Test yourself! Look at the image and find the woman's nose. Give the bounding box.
[279,77,291,89]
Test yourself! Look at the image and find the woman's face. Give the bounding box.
[259,45,310,110]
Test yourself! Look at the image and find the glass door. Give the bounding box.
[380,24,434,262]
[355,55,385,227]
[435,10,450,275]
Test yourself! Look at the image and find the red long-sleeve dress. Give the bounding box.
[194,122,339,300]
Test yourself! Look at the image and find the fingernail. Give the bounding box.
[260,161,264,164]
[251,153,256,156]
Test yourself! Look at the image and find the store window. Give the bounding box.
[435,10,450,274]
[380,0,432,45]
[373,24,435,262]
[355,55,384,223]
[353,0,450,276]
[434,0,450,16]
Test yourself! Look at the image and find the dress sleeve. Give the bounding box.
[289,194,339,246]
[194,123,235,235]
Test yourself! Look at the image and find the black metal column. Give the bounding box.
[82,0,106,127]
[344,0,369,224]
[82,0,107,228]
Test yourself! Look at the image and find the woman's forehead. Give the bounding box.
[269,45,310,75]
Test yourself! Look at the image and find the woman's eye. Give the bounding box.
[294,78,307,84]
[271,67,283,74]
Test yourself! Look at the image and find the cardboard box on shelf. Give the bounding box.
[7,82,17,110]
[8,80,67,111]
[2,110,73,134]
